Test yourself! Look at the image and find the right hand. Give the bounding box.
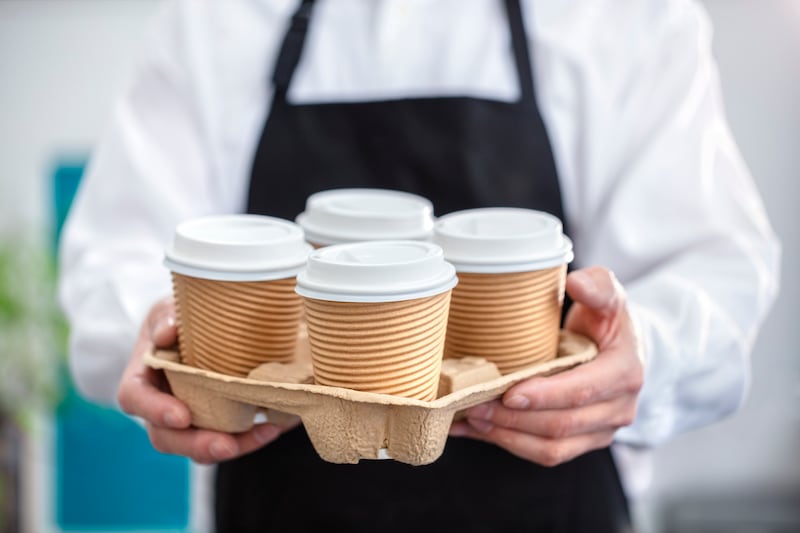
[117,297,298,464]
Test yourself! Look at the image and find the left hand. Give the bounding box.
[118,297,298,464]
[449,266,644,466]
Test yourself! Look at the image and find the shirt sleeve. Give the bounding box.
[58,1,221,404]
[566,2,781,446]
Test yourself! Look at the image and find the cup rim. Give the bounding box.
[164,258,307,282]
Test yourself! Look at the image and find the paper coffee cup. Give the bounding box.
[295,188,434,246]
[164,214,312,376]
[296,241,457,400]
[434,208,573,374]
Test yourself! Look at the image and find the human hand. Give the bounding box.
[117,297,298,464]
[449,266,643,466]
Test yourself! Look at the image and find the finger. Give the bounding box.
[146,297,177,348]
[501,345,641,410]
[118,366,191,429]
[449,420,473,437]
[451,424,616,467]
[147,424,237,464]
[464,397,636,439]
[231,423,295,458]
[147,423,291,464]
[566,267,624,316]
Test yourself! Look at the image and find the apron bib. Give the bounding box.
[217,1,630,530]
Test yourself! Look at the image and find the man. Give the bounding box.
[60,0,780,530]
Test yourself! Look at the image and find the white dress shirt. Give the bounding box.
[58,0,781,496]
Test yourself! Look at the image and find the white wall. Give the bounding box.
[0,0,162,238]
[1,0,798,531]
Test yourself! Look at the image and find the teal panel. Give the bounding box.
[52,162,83,247]
[56,386,190,530]
[52,160,190,530]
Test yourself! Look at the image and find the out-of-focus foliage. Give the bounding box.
[0,239,65,429]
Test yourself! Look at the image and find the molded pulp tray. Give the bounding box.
[145,330,597,466]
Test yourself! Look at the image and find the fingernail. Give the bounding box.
[254,424,280,445]
[163,410,185,428]
[150,316,173,341]
[467,418,493,434]
[573,271,596,292]
[504,395,530,410]
[210,440,237,461]
[467,403,492,420]
[157,315,175,335]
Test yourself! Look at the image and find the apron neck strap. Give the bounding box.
[272,0,316,91]
[504,0,536,102]
[271,0,537,104]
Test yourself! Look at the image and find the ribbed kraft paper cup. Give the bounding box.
[172,274,304,376]
[295,241,458,401]
[304,293,449,400]
[165,214,311,376]
[434,208,573,374]
[444,266,566,373]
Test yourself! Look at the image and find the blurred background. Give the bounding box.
[0,1,797,531]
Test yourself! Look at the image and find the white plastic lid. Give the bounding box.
[433,208,574,273]
[296,241,457,302]
[164,214,312,281]
[295,188,435,245]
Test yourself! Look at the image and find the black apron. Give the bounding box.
[217,1,631,531]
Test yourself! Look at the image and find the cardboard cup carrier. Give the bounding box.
[146,330,596,465]
[434,208,574,374]
[296,241,458,401]
[164,214,311,376]
[296,188,434,246]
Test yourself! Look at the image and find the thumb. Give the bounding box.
[564,267,627,347]
[147,297,178,348]
[565,267,624,317]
